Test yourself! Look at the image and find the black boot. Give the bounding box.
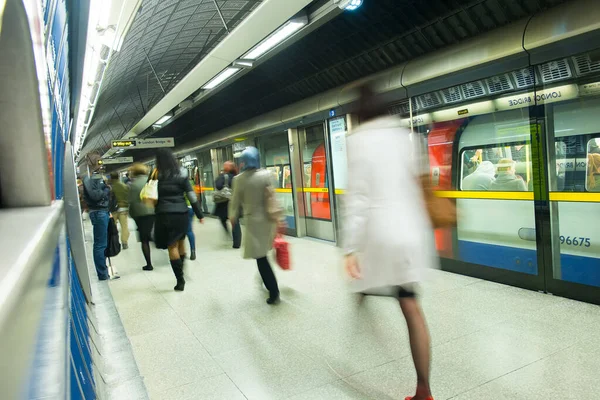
[170,259,185,291]
[190,250,196,260]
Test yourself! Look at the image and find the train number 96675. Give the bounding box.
[559,236,591,247]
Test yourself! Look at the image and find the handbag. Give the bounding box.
[213,174,232,203]
[140,169,158,207]
[273,234,291,270]
[420,176,457,229]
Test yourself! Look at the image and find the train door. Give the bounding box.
[295,122,336,241]
[537,52,600,304]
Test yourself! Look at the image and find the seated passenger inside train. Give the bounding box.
[489,158,527,191]
[587,153,600,192]
[462,161,496,191]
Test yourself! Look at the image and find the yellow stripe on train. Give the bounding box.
[434,191,600,202]
[434,191,534,200]
[548,192,600,203]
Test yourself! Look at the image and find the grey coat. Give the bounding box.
[229,169,276,259]
[128,175,154,219]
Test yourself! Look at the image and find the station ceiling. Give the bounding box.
[83,0,571,162]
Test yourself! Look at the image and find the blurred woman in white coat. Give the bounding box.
[343,86,438,400]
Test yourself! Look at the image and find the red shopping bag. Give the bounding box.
[273,235,291,270]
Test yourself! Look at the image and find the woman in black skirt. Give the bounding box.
[154,148,204,291]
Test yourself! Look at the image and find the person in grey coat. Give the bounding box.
[229,147,279,305]
[489,158,527,191]
[128,164,155,271]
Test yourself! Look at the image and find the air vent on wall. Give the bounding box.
[572,54,600,76]
[485,74,514,94]
[538,59,572,83]
[389,102,406,116]
[512,67,535,89]
[461,81,486,99]
[417,92,442,109]
[397,99,420,114]
[440,86,463,104]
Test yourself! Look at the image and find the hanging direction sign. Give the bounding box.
[100,157,134,165]
[112,140,136,148]
[111,137,175,149]
[135,138,175,148]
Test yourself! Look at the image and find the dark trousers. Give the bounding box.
[219,215,241,248]
[257,257,279,297]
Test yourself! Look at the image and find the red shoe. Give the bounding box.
[405,397,434,400]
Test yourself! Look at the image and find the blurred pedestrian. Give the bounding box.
[128,164,155,271]
[229,147,280,304]
[184,171,197,260]
[110,171,130,249]
[214,161,241,248]
[343,86,437,400]
[153,149,204,291]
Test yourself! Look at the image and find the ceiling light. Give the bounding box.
[243,18,307,60]
[202,67,240,90]
[155,113,173,125]
[336,0,363,11]
[232,59,254,68]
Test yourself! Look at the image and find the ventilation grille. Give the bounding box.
[389,101,407,115]
[512,67,535,88]
[485,74,514,94]
[397,99,420,114]
[460,81,486,99]
[538,59,572,83]
[417,92,442,109]
[440,86,463,104]
[572,54,600,76]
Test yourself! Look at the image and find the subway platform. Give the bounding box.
[90,218,600,400]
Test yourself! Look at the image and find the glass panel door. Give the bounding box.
[297,123,335,241]
[257,132,296,235]
[197,150,214,214]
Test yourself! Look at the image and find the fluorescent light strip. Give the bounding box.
[244,21,305,60]
[155,114,173,125]
[202,67,240,89]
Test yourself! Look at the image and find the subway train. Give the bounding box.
[425,97,600,287]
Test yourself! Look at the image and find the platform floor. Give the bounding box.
[106,217,600,400]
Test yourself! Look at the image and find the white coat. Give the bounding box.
[343,116,438,293]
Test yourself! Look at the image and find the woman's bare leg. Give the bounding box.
[177,239,186,259]
[400,297,432,400]
[168,244,180,261]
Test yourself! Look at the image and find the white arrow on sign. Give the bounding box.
[101,157,134,165]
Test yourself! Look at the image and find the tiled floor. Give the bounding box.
[107,218,600,400]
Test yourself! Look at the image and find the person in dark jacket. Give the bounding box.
[214,161,241,248]
[128,164,155,271]
[154,149,204,291]
[82,173,111,280]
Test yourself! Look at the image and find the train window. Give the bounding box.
[460,144,531,191]
[586,138,600,192]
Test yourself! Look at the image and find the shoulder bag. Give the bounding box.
[420,176,457,229]
[213,174,232,203]
[140,169,159,207]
